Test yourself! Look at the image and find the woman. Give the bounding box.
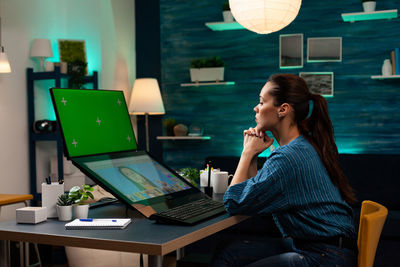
[212,74,357,266]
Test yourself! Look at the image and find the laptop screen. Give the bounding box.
[51,88,137,158]
[72,150,200,217]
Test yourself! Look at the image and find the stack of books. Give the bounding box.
[390,48,400,75]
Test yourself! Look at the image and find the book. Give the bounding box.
[65,218,131,230]
[395,48,400,75]
[391,50,395,75]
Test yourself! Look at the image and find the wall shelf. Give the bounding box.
[181,81,235,87]
[205,22,244,31]
[341,9,398,22]
[157,136,211,140]
[371,75,400,79]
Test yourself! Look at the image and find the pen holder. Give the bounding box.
[42,182,64,218]
[204,186,213,198]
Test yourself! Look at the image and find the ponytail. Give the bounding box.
[268,74,357,205]
[301,94,357,204]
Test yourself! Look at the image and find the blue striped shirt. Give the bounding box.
[223,135,356,239]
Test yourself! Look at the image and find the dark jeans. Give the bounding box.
[210,236,357,267]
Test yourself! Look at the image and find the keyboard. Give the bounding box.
[150,198,226,225]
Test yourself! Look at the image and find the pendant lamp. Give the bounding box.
[229,0,302,34]
[0,17,11,73]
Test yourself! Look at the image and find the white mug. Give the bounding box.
[212,171,230,194]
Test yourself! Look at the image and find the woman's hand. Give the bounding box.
[242,127,274,157]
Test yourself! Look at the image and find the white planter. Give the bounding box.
[222,11,234,22]
[73,204,89,219]
[57,205,73,221]
[190,67,225,82]
[362,1,376,12]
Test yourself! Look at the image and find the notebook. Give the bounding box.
[65,218,131,230]
[50,88,226,225]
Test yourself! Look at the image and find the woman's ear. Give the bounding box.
[278,103,291,117]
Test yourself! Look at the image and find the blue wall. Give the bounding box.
[159,0,400,170]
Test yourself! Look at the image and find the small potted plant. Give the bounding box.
[361,0,376,13]
[190,56,225,83]
[180,167,200,188]
[56,193,74,221]
[163,118,177,136]
[69,184,94,219]
[222,1,234,22]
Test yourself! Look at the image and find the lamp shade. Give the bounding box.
[229,0,302,34]
[30,38,53,57]
[0,51,11,73]
[129,78,165,115]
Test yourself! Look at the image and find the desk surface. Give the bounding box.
[0,203,248,256]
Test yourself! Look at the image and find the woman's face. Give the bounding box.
[253,81,280,132]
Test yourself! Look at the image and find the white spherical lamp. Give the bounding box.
[229,0,302,34]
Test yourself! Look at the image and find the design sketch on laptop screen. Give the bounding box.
[51,88,137,158]
[84,154,191,203]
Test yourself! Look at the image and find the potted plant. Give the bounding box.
[179,167,200,188]
[68,60,88,88]
[56,193,74,221]
[163,118,177,136]
[69,184,94,219]
[222,1,234,22]
[190,56,225,83]
[361,0,376,12]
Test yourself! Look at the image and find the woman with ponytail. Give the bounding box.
[212,74,357,266]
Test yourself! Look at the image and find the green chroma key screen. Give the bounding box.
[51,88,137,158]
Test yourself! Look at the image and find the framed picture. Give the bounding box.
[279,33,303,69]
[58,39,87,73]
[307,37,342,62]
[299,72,334,97]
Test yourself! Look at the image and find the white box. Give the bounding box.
[16,207,47,224]
[42,182,64,218]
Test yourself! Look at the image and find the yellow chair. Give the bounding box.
[357,200,388,267]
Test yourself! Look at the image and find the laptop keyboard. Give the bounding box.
[156,198,225,222]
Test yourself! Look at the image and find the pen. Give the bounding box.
[79,218,93,222]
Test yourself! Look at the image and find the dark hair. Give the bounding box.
[267,74,357,204]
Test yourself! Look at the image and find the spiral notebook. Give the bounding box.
[65,218,131,230]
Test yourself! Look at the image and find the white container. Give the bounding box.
[212,171,230,194]
[190,67,224,82]
[45,61,54,72]
[382,59,392,76]
[200,169,220,187]
[222,11,234,22]
[74,204,89,219]
[42,182,64,218]
[16,207,47,224]
[57,205,73,221]
[362,1,376,12]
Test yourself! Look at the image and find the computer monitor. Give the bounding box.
[51,88,137,158]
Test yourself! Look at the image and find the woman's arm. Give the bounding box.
[230,129,274,186]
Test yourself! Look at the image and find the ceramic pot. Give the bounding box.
[73,204,89,219]
[362,1,376,12]
[382,59,392,76]
[222,11,234,22]
[57,205,73,221]
[190,67,224,82]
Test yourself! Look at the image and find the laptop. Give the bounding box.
[50,88,226,225]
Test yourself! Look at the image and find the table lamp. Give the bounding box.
[129,78,165,152]
[0,17,11,73]
[30,38,53,71]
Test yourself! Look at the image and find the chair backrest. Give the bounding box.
[357,200,388,267]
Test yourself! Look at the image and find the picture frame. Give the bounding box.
[299,72,334,97]
[279,33,303,69]
[307,37,342,62]
[58,39,87,73]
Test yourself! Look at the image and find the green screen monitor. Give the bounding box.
[50,88,137,158]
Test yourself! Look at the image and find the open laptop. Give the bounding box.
[50,88,226,225]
